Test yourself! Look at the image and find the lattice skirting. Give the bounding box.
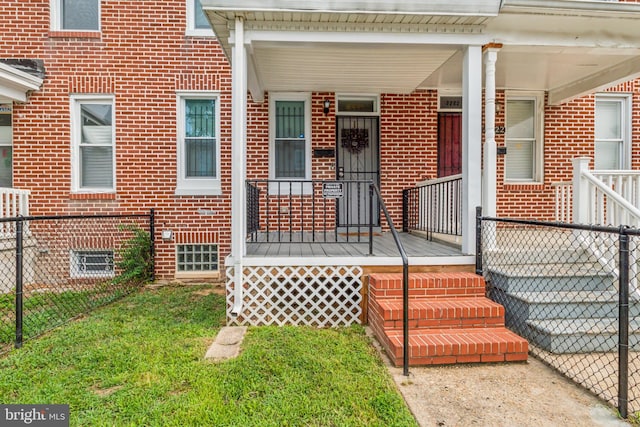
[226,264,363,327]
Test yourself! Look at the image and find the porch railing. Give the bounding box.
[552,181,572,223]
[0,187,30,235]
[245,179,376,244]
[402,174,462,239]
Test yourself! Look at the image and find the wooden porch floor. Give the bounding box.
[246,231,464,258]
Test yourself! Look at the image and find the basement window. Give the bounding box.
[176,244,219,272]
[71,250,114,278]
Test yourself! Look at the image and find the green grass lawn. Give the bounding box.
[0,285,417,426]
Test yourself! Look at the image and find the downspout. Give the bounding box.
[230,16,247,316]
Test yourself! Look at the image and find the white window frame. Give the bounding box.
[70,95,116,193]
[595,93,631,170]
[50,0,101,32]
[504,91,544,184]
[70,249,114,279]
[175,91,222,196]
[186,0,215,37]
[269,92,312,195]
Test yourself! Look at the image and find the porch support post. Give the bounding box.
[482,45,500,218]
[573,157,591,225]
[462,45,483,255]
[230,17,248,315]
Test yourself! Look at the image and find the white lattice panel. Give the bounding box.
[226,264,363,327]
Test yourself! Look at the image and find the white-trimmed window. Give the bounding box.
[51,0,100,31]
[71,250,114,278]
[270,92,312,182]
[0,104,12,187]
[186,0,214,36]
[595,94,631,170]
[504,92,544,183]
[176,92,221,196]
[71,95,115,193]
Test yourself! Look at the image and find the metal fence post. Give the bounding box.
[369,185,374,256]
[618,230,630,419]
[475,206,483,276]
[15,218,24,349]
[149,209,156,282]
[402,189,409,233]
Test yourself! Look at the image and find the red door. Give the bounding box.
[437,113,462,177]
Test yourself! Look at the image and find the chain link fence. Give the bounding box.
[0,212,154,354]
[477,211,640,418]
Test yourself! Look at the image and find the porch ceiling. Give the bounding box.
[202,0,640,105]
[422,45,640,104]
[251,42,459,94]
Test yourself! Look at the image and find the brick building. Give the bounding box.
[2,1,640,325]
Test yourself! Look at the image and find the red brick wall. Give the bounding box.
[1,0,232,280]
[3,0,640,279]
[495,81,640,220]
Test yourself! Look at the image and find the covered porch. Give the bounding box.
[201,0,640,326]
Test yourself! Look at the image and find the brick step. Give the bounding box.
[371,297,505,330]
[369,272,485,300]
[381,328,529,366]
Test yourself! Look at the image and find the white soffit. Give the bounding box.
[252,42,458,93]
[0,63,43,102]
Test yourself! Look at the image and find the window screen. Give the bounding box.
[184,99,216,178]
[505,99,535,181]
[275,101,306,178]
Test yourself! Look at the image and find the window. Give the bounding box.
[177,244,218,272]
[71,96,115,192]
[0,104,12,187]
[504,92,544,182]
[595,95,630,170]
[186,0,214,36]
[337,96,379,115]
[176,92,221,195]
[270,93,311,182]
[51,0,100,31]
[71,250,114,278]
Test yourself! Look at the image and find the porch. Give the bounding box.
[246,231,462,258]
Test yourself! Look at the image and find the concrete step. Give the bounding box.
[490,289,640,322]
[371,297,504,330]
[485,248,596,265]
[525,317,640,353]
[488,263,614,293]
[369,272,485,300]
[380,328,528,366]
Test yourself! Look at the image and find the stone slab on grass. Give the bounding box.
[205,326,247,361]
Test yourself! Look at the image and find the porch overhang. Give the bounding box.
[201,0,499,100]
[203,0,640,105]
[0,61,44,103]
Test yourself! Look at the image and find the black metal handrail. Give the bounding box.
[369,183,410,376]
[245,179,376,244]
[403,174,462,239]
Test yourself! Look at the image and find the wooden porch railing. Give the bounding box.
[0,187,30,235]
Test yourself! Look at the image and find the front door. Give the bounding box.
[336,116,380,227]
[437,112,462,177]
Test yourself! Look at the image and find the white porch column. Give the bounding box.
[572,157,591,225]
[462,45,483,255]
[482,45,500,217]
[230,17,247,315]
